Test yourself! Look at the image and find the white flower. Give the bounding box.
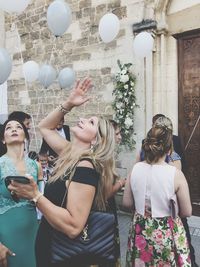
[116,102,123,109]
[131,81,135,86]
[121,69,127,75]
[113,61,137,149]
[125,117,133,128]
[120,74,129,83]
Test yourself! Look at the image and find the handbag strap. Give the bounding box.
[60,157,96,208]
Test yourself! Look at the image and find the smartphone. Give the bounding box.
[5,176,30,188]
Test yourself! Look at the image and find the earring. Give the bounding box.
[90,144,94,153]
[2,141,5,144]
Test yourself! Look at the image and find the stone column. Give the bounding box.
[145,51,153,132]
[0,10,8,123]
[132,20,156,134]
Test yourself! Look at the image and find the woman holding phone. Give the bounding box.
[0,119,39,267]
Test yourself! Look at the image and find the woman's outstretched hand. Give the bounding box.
[66,78,92,109]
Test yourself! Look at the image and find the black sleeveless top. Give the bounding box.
[35,162,100,267]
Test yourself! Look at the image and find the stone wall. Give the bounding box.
[2,0,200,172]
[3,0,149,171]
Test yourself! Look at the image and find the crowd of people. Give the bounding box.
[0,78,198,267]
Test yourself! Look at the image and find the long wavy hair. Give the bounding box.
[49,117,116,210]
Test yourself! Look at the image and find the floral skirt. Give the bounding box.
[126,213,191,267]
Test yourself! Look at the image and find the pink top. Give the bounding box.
[130,162,177,218]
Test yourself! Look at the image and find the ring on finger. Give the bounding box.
[11,190,15,195]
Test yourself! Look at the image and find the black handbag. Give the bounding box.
[51,211,116,264]
[50,158,116,264]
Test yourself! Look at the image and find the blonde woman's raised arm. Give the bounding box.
[38,78,91,156]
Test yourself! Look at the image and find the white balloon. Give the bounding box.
[98,13,120,43]
[133,31,154,58]
[47,0,72,37]
[0,48,12,85]
[0,0,31,13]
[23,61,39,83]
[58,67,75,89]
[38,65,57,89]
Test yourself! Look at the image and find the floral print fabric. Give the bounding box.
[126,213,191,267]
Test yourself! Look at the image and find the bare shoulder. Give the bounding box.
[174,168,187,188]
[175,168,185,180]
[77,160,94,169]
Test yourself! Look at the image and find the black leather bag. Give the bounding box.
[51,211,116,264]
[50,158,116,265]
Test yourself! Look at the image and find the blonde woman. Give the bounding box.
[8,78,116,267]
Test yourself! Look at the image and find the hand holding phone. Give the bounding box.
[5,176,30,203]
[5,176,30,187]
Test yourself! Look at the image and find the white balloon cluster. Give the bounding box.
[22,61,75,89]
[133,31,154,58]
[0,0,31,84]
[0,1,153,88]
[0,0,122,86]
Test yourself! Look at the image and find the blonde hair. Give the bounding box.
[49,117,116,210]
[143,116,173,163]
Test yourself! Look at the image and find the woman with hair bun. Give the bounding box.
[123,119,192,266]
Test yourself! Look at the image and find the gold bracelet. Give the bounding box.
[31,192,43,205]
[57,104,70,115]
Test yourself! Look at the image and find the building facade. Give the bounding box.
[0,0,199,214]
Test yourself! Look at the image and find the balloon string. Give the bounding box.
[184,114,200,151]
[42,36,57,101]
[15,23,39,151]
[49,36,57,64]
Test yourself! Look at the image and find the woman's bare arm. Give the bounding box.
[175,169,192,217]
[38,78,91,156]
[9,161,96,239]
[169,159,182,170]
[122,173,134,210]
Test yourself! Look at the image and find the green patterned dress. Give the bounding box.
[0,155,39,267]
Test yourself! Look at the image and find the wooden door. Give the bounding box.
[177,30,200,216]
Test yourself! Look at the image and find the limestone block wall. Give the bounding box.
[3,0,198,171]
[3,0,153,171]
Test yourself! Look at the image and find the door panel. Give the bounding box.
[177,30,200,216]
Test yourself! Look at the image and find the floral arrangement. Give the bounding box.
[112,60,138,150]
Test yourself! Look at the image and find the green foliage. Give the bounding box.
[112,60,139,150]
